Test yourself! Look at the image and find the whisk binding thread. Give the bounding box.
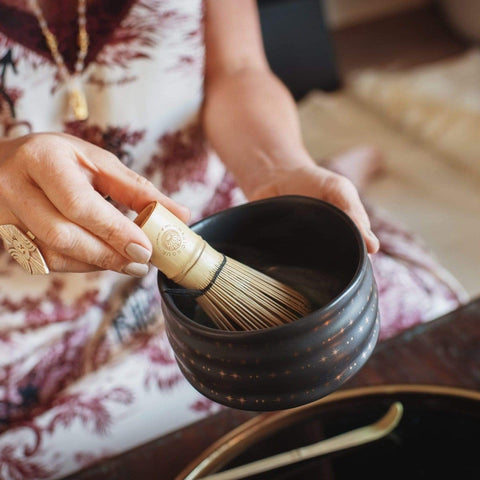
[135,201,311,332]
[164,255,227,298]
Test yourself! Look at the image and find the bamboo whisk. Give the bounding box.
[134,202,310,331]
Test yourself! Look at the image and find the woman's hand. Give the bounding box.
[0,133,190,275]
[203,0,379,255]
[249,163,380,254]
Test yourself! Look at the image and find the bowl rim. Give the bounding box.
[158,195,368,337]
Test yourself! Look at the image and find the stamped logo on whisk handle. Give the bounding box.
[158,225,185,256]
[135,201,225,289]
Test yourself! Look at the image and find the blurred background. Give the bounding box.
[258,0,480,300]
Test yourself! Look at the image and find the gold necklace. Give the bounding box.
[28,0,89,121]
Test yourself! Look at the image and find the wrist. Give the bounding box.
[245,155,316,201]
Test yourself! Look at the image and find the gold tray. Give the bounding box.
[178,384,480,480]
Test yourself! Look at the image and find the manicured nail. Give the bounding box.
[125,243,151,264]
[123,262,149,277]
[368,229,380,247]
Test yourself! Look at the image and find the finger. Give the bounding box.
[323,173,380,254]
[66,137,191,222]
[0,208,99,273]
[27,150,156,265]
[344,205,380,255]
[36,241,100,273]
[94,157,191,222]
[8,182,149,276]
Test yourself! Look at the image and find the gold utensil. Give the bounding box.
[198,402,403,480]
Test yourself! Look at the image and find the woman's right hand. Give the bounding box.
[0,133,190,276]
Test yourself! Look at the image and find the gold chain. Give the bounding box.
[28,0,90,121]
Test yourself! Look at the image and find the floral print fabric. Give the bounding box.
[0,1,466,478]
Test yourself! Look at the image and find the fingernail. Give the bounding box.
[125,243,151,264]
[368,229,380,246]
[123,262,149,277]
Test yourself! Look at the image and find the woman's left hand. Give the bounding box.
[249,163,380,254]
[203,0,379,255]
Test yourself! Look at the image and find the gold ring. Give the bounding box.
[0,225,49,275]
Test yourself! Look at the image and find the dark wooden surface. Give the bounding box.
[67,297,480,480]
[346,297,480,390]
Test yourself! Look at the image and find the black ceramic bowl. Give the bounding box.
[158,195,379,411]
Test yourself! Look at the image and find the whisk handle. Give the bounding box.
[134,201,223,290]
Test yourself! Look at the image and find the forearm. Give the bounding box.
[202,68,315,199]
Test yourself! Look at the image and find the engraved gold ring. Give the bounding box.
[0,224,49,275]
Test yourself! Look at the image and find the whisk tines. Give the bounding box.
[195,257,311,331]
[135,201,311,332]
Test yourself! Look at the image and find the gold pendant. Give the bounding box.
[68,87,89,121]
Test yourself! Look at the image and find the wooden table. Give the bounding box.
[67,297,480,479]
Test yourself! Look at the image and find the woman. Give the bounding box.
[0,1,463,478]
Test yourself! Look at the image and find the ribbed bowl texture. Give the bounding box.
[158,195,380,410]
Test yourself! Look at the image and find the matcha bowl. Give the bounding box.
[158,195,379,410]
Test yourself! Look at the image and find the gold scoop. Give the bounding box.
[196,402,403,480]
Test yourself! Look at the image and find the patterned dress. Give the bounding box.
[0,1,467,479]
